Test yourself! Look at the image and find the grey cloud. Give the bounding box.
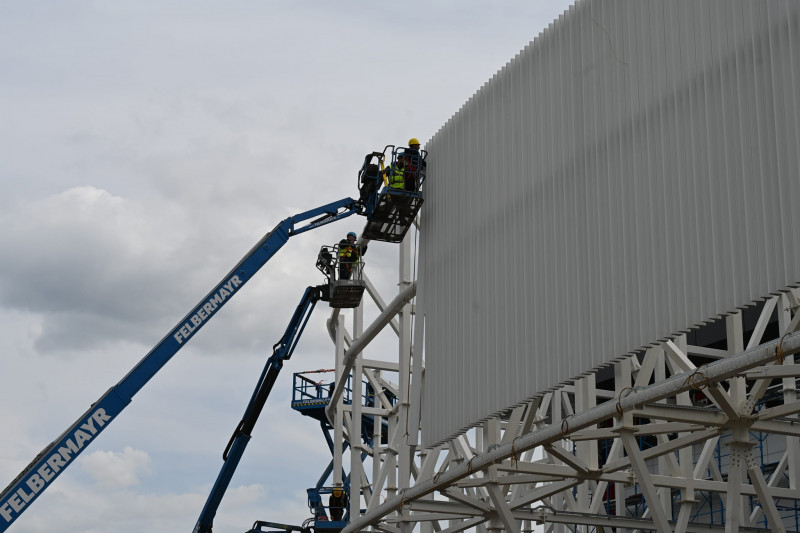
[0,183,357,357]
[0,1,575,531]
[0,186,289,354]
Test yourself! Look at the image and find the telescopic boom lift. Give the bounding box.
[0,146,426,532]
[0,199,357,531]
[193,285,324,533]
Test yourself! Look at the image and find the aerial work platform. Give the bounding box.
[359,147,426,243]
[290,370,395,531]
[362,189,424,243]
[315,244,366,308]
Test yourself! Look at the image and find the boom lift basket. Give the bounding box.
[316,244,366,308]
[362,190,423,243]
[359,147,426,243]
[308,486,349,530]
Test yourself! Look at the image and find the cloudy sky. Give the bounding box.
[0,2,574,532]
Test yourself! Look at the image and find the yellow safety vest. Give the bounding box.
[339,244,360,262]
[389,164,405,189]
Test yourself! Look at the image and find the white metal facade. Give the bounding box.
[419,0,800,448]
[332,237,800,533]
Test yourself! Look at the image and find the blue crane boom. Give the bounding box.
[1,145,427,532]
[193,285,323,533]
[0,197,361,532]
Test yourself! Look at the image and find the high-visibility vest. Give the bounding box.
[389,164,405,189]
[339,244,360,262]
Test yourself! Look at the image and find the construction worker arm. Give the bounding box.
[379,154,388,187]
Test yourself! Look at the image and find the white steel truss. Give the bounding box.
[322,236,800,533]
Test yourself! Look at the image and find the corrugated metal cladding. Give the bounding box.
[419,0,800,448]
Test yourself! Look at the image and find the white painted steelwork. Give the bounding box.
[419,0,800,447]
[347,329,800,533]
[333,284,800,533]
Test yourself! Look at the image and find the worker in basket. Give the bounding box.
[404,137,426,191]
[329,487,347,521]
[384,151,407,190]
[338,232,366,280]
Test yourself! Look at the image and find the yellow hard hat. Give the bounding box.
[408,137,421,146]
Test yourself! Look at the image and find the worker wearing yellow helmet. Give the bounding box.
[404,137,426,191]
[329,486,347,521]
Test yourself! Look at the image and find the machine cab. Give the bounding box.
[359,146,426,243]
[316,243,366,308]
